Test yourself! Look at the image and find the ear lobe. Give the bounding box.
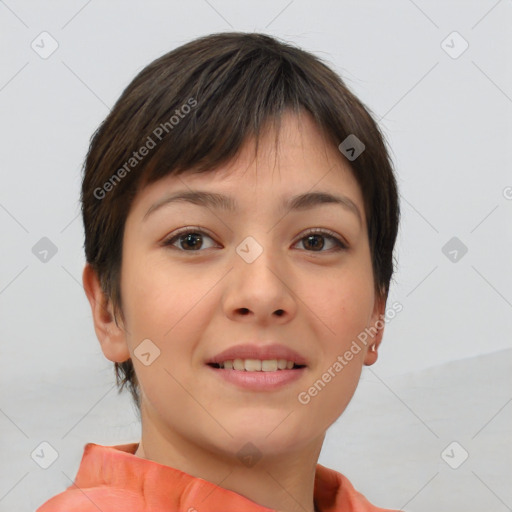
[363,294,386,367]
[82,264,131,363]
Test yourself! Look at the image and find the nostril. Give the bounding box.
[275,309,284,316]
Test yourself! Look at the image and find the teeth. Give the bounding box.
[245,359,261,371]
[233,359,245,370]
[262,360,277,371]
[216,359,300,371]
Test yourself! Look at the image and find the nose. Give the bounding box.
[222,241,297,325]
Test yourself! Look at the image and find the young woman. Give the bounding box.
[38,32,401,512]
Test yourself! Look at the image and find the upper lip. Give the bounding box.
[206,344,308,366]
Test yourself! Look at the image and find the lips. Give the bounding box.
[205,343,308,391]
[205,343,308,367]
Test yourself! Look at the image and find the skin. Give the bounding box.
[83,110,386,512]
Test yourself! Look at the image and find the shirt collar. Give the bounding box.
[73,442,352,511]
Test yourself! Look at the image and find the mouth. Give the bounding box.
[207,359,307,371]
[206,357,307,391]
[205,343,308,390]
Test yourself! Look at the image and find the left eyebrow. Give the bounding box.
[143,190,362,226]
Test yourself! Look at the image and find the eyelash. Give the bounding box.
[162,226,348,253]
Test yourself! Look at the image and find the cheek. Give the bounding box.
[121,250,182,330]
[305,265,374,343]
[297,266,372,416]
[121,253,221,360]
[296,350,364,431]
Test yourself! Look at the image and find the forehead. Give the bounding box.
[130,111,364,220]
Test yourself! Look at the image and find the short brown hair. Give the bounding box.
[80,32,400,412]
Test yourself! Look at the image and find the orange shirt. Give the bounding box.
[36,442,399,512]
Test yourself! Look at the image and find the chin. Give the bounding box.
[223,416,314,453]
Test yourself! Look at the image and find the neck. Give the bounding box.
[134,402,324,512]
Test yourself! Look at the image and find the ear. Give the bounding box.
[82,263,131,363]
[363,293,386,366]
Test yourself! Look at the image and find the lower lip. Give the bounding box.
[206,365,306,391]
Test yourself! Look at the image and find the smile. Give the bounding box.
[208,358,306,371]
[206,360,307,391]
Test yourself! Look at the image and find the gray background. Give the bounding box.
[1,0,511,511]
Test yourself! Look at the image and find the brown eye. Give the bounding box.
[295,230,347,252]
[303,234,325,251]
[163,228,217,251]
[177,232,204,250]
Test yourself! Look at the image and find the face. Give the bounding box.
[96,110,385,461]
